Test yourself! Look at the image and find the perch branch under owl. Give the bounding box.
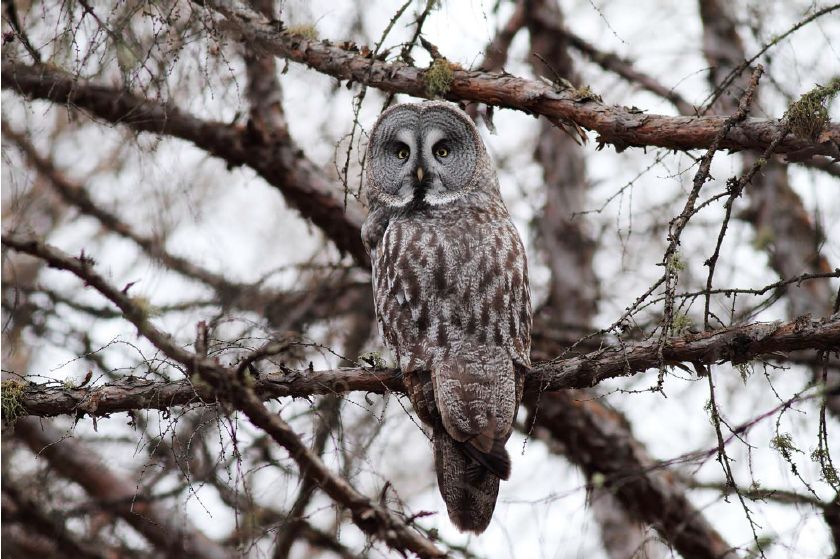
[5,232,838,420]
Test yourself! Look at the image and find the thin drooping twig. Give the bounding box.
[527,8,695,116]
[699,2,840,113]
[698,0,840,422]
[0,234,443,559]
[702,123,791,329]
[1,0,42,63]
[657,65,764,387]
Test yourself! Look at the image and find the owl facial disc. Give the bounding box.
[366,103,482,210]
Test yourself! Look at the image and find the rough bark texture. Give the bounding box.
[9,314,839,417]
[7,234,837,415]
[201,0,839,159]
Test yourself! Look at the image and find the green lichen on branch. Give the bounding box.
[666,251,687,272]
[784,77,840,139]
[130,296,159,318]
[285,24,319,41]
[358,351,386,369]
[736,362,753,383]
[425,58,455,98]
[670,312,694,335]
[771,432,805,478]
[572,85,602,103]
[1,380,27,424]
[811,448,839,486]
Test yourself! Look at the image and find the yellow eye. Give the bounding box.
[396,148,409,159]
[435,146,449,158]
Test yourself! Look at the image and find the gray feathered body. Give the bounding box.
[362,102,531,533]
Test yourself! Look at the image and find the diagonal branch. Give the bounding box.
[2,122,248,296]
[529,393,739,558]
[1,62,369,267]
[195,0,839,159]
[550,23,695,116]
[1,483,113,559]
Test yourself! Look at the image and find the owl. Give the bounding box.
[362,101,532,533]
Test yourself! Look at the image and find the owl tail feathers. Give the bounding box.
[434,430,500,534]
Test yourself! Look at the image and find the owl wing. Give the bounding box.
[432,214,530,477]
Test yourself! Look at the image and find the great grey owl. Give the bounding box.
[362,101,532,533]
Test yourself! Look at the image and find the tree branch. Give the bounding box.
[9,312,837,418]
[546,18,695,116]
[529,393,739,558]
[196,0,839,160]
[4,233,836,418]
[0,62,369,267]
[1,483,113,559]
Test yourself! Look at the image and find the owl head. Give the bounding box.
[364,101,496,210]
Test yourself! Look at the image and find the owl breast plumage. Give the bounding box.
[362,101,531,533]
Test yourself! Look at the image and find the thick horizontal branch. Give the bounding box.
[0,62,369,267]
[202,0,838,159]
[11,311,839,418]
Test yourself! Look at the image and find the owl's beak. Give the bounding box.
[415,166,424,182]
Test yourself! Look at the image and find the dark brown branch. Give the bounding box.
[6,290,837,419]
[801,156,840,179]
[478,0,525,72]
[1,483,112,559]
[529,393,739,558]
[4,229,836,416]
[198,0,839,160]
[0,62,369,267]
